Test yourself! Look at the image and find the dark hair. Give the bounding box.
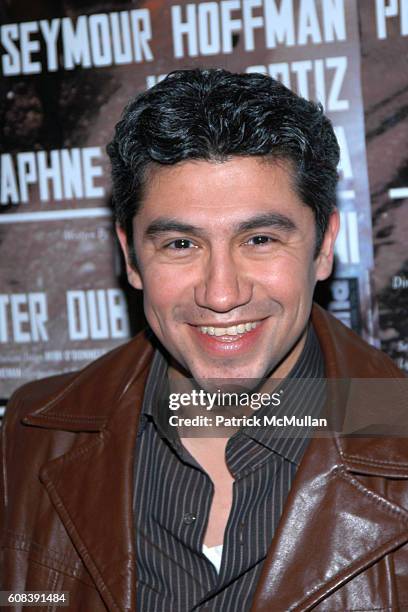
[107,68,339,265]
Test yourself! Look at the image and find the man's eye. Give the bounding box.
[166,239,195,249]
[246,235,276,246]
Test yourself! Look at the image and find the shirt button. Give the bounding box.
[183,512,196,525]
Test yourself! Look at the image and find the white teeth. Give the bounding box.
[198,321,260,336]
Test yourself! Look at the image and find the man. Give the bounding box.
[1,69,407,611]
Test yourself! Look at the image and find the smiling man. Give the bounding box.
[1,69,407,612]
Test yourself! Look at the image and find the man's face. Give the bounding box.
[117,157,338,387]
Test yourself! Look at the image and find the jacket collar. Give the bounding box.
[311,304,408,477]
[23,304,407,611]
[23,330,155,432]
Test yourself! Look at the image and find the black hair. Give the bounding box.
[107,68,339,266]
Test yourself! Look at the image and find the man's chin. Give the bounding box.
[190,371,267,394]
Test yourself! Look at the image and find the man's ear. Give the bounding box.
[116,224,143,290]
[314,210,340,281]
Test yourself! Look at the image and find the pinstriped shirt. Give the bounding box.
[133,325,325,611]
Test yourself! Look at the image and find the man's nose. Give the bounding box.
[194,249,253,313]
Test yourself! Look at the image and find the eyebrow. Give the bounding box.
[144,212,297,238]
[145,219,204,237]
[236,213,297,233]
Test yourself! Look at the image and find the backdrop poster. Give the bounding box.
[0,0,376,401]
[359,0,408,374]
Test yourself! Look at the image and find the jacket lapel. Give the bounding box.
[252,305,408,610]
[251,435,408,611]
[23,334,154,612]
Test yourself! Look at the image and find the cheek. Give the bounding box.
[257,257,314,302]
[141,267,191,318]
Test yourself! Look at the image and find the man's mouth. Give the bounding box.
[188,318,266,357]
[198,321,260,337]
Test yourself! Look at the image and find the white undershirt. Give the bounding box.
[202,544,224,573]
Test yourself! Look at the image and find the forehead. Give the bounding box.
[137,156,311,228]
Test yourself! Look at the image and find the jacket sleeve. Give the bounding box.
[0,389,23,589]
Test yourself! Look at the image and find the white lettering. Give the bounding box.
[243,0,264,50]
[264,0,295,48]
[37,150,63,201]
[0,293,49,343]
[198,2,221,54]
[130,9,153,61]
[326,56,349,111]
[0,154,19,204]
[107,289,130,338]
[17,153,37,203]
[170,0,344,59]
[1,11,154,75]
[62,16,92,70]
[39,19,60,72]
[110,11,133,64]
[60,149,84,199]
[67,290,89,340]
[89,14,113,67]
[335,211,360,264]
[0,296,9,342]
[247,56,349,112]
[87,289,110,339]
[375,0,402,39]
[0,147,104,205]
[28,293,49,341]
[67,289,129,340]
[82,147,104,198]
[172,4,198,58]
[221,0,242,53]
[20,21,41,74]
[328,279,352,327]
[146,73,167,88]
[1,24,20,75]
[298,0,322,45]
[322,0,346,41]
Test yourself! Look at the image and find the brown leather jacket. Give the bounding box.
[1,304,408,611]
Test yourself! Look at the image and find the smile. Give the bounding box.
[198,321,260,337]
